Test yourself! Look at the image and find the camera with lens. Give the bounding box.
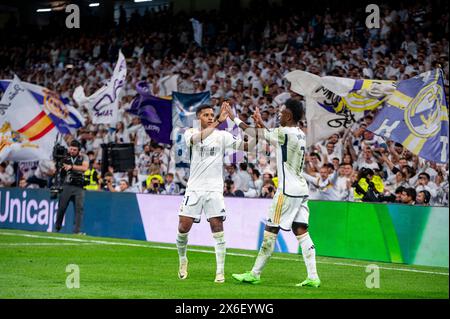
[53,143,68,161]
[50,143,68,199]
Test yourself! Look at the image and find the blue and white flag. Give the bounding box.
[190,18,203,47]
[367,69,449,163]
[73,51,127,125]
[0,80,84,135]
[172,91,210,128]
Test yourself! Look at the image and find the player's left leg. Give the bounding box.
[233,191,287,284]
[232,225,279,284]
[292,200,320,288]
[209,217,226,283]
[205,192,227,283]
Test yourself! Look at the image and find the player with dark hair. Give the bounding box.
[230,98,321,287]
[176,102,255,283]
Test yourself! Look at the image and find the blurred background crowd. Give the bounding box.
[0,0,448,206]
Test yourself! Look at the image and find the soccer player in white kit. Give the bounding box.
[176,102,247,283]
[231,99,321,287]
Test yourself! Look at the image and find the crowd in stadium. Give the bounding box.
[0,1,448,206]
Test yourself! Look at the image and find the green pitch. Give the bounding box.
[0,229,448,299]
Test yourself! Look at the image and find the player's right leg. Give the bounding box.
[177,191,202,280]
[177,216,194,280]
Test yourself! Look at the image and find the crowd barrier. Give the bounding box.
[0,188,448,268]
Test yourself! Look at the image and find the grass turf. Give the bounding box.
[0,229,448,299]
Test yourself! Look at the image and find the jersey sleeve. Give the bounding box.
[222,131,242,150]
[184,128,196,146]
[263,127,286,146]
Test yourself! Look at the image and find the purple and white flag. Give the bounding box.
[73,51,127,125]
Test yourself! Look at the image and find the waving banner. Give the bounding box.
[367,69,449,163]
[73,51,127,124]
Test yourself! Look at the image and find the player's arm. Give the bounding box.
[222,104,265,152]
[188,103,229,145]
[226,104,282,150]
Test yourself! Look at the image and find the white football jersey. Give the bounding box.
[264,126,309,197]
[184,128,242,192]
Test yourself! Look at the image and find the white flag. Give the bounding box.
[73,51,127,125]
[285,70,364,146]
[190,18,203,47]
[157,74,179,97]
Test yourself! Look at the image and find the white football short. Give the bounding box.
[178,191,226,223]
[266,190,309,231]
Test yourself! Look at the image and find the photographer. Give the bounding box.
[261,180,276,199]
[54,140,89,234]
[99,172,116,192]
[145,176,165,194]
[352,168,385,202]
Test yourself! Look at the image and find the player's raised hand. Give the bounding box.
[224,102,235,120]
[252,107,263,127]
[218,102,229,123]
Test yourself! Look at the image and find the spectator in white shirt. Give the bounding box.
[304,165,340,201]
[0,162,15,187]
[357,147,380,171]
[415,172,437,203]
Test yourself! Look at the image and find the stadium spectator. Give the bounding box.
[0,162,15,187]
[244,169,263,198]
[162,173,180,195]
[304,165,341,200]
[414,172,438,204]
[0,1,448,207]
[223,179,244,197]
[115,179,134,193]
[18,177,28,189]
[416,190,431,206]
[394,186,407,203]
[401,187,417,205]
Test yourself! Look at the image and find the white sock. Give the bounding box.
[213,231,226,275]
[176,232,189,263]
[297,232,319,280]
[251,231,277,277]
